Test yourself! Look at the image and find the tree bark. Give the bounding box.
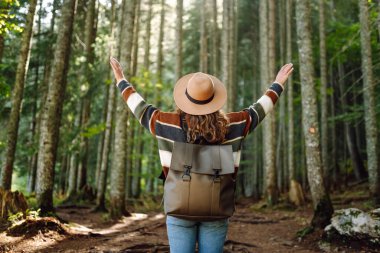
[222,0,235,111]
[36,0,77,213]
[1,0,38,190]
[105,0,135,214]
[377,0,380,42]
[0,34,4,64]
[296,0,333,228]
[199,0,208,73]
[143,0,153,71]
[262,0,278,205]
[329,65,339,190]
[319,0,329,189]
[59,154,68,194]
[27,0,43,194]
[76,0,97,191]
[211,0,218,76]
[175,0,183,81]
[131,0,141,76]
[358,0,380,205]
[337,61,367,181]
[156,0,165,83]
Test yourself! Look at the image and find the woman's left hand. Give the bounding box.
[110,57,125,84]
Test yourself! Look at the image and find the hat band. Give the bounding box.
[185,89,214,105]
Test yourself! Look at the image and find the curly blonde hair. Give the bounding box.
[178,109,230,144]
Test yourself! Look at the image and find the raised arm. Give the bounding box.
[244,63,294,133]
[110,57,159,135]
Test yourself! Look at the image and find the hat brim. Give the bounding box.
[173,73,227,115]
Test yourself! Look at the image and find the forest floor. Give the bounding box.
[1,186,379,253]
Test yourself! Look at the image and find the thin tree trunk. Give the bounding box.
[222,0,234,111]
[263,0,278,205]
[143,0,153,71]
[156,0,165,83]
[211,0,218,75]
[1,0,38,190]
[329,63,339,190]
[377,0,380,41]
[0,35,4,64]
[259,0,268,201]
[59,154,68,194]
[337,61,367,181]
[67,101,82,199]
[296,0,333,228]
[27,0,43,194]
[358,0,380,205]
[175,0,183,81]
[319,0,329,190]
[36,0,77,213]
[229,0,237,111]
[222,0,230,106]
[28,0,60,194]
[101,0,135,213]
[199,0,208,72]
[131,0,141,76]
[77,0,97,191]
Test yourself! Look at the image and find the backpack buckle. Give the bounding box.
[213,169,221,182]
[183,165,192,181]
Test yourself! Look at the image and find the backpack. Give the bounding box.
[164,141,236,221]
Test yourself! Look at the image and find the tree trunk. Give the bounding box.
[143,0,153,71]
[329,63,340,190]
[377,0,380,42]
[131,0,141,76]
[277,0,287,193]
[319,0,329,190]
[105,0,135,215]
[67,100,82,199]
[337,61,367,181]
[175,0,183,81]
[222,0,230,108]
[26,0,43,194]
[77,0,97,191]
[199,0,208,73]
[28,0,60,194]
[156,0,165,83]
[36,0,77,213]
[262,0,279,206]
[0,35,4,64]
[229,0,237,111]
[1,0,38,190]
[296,0,333,228]
[358,0,380,205]
[59,154,68,195]
[222,0,235,112]
[211,0,218,76]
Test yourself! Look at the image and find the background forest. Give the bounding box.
[0,0,380,250]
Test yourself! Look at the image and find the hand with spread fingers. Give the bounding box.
[274,63,294,87]
[110,57,125,84]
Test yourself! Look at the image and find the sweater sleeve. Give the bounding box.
[243,82,284,134]
[117,79,160,135]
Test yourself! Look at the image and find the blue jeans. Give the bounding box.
[166,215,228,253]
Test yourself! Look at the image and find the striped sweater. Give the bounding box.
[117,79,284,178]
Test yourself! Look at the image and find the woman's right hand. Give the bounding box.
[274,63,294,87]
[110,57,126,84]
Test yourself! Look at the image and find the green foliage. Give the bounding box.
[0,0,23,35]
[7,208,40,225]
[296,226,314,239]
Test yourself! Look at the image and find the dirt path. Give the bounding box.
[1,203,323,253]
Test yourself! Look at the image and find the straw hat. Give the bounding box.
[173,72,227,115]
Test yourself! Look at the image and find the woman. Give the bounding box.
[110,57,293,253]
